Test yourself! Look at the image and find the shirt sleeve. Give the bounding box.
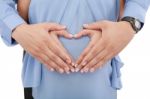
[123,0,150,23]
[0,0,26,46]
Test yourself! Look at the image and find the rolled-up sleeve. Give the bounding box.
[123,0,150,23]
[0,0,25,46]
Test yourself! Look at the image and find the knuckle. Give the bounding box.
[55,57,62,63]
[108,44,115,51]
[50,54,56,59]
[110,51,116,57]
[95,57,100,61]
[87,62,93,68]
[91,50,96,55]
[55,49,61,55]
[90,44,95,48]
[101,59,105,65]
[63,56,69,61]
[49,61,55,66]
[101,40,107,46]
[38,44,45,49]
[42,38,49,44]
[48,62,57,69]
[30,49,39,57]
[81,53,86,58]
[37,41,45,48]
[44,58,50,63]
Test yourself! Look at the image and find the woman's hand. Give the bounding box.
[75,21,135,73]
[12,23,74,74]
[74,29,102,72]
[48,30,75,73]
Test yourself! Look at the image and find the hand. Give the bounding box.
[12,23,74,74]
[74,29,102,72]
[75,21,135,73]
[48,30,75,73]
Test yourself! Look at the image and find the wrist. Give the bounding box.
[12,23,28,39]
[118,21,136,35]
[120,17,143,33]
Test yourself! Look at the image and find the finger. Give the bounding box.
[76,30,101,65]
[33,51,64,73]
[48,37,73,66]
[42,23,66,31]
[75,64,83,73]
[89,53,112,73]
[41,45,70,74]
[54,30,73,39]
[33,52,55,72]
[81,49,108,73]
[89,50,114,73]
[76,35,96,66]
[48,60,65,74]
[79,39,105,67]
[50,33,75,71]
[52,46,75,72]
[50,39,72,64]
[50,32,73,64]
[74,29,92,38]
[89,58,106,73]
[48,33,75,72]
[83,21,106,30]
[49,53,72,74]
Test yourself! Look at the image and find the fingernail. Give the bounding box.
[66,59,71,64]
[90,68,95,73]
[66,71,70,74]
[73,34,78,38]
[69,34,73,38]
[84,68,89,72]
[50,68,54,72]
[74,64,78,68]
[61,25,66,29]
[75,68,80,72]
[80,70,84,73]
[83,24,89,28]
[59,69,64,74]
[71,68,75,72]
[71,62,75,66]
[82,61,87,66]
[65,67,70,72]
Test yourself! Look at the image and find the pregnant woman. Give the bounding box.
[0,0,149,99]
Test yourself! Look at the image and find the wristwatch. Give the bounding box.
[120,16,144,33]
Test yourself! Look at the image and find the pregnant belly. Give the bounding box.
[32,35,116,99]
[59,36,90,61]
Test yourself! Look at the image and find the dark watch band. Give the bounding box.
[120,17,144,33]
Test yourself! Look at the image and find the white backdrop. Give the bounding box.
[0,8,150,99]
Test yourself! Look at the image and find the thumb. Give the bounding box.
[83,21,105,30]
[55,30,73,39]
[43,23,66,31]
[74,30,92,38]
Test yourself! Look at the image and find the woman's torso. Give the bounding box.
[28,0,118,60]
[21,1,123,98]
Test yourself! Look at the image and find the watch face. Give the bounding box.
[135,20,141,30]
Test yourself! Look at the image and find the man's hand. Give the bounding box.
[12,23,74,74]
[75,21,135,73]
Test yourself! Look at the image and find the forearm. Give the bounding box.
[123,0,150,22]
[0,0,25,46]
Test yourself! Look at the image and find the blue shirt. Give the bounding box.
[0,0,149,91]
